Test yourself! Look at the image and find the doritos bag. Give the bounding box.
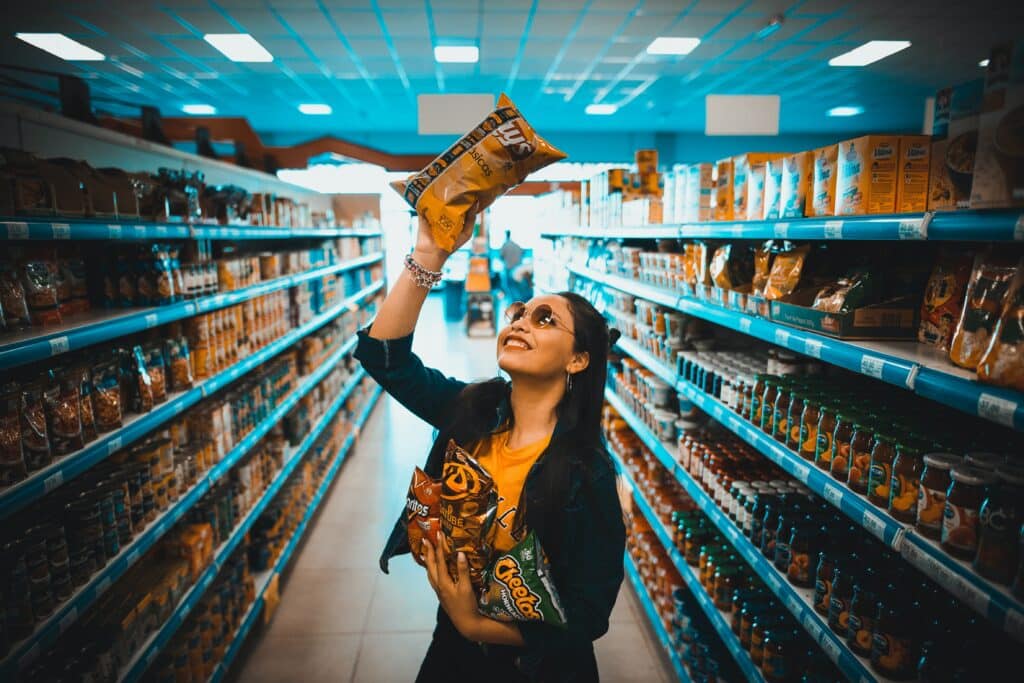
[391,94,567,252]
[479,531,567,627]
[440,440,497,590]
[406,467,441,567]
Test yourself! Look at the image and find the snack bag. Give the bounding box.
[478,530,567,627]
[918,249,974,350]
[439,440,497,589]
[406,467,442,567]
[977,267,1024,390]
[710,244,753,291]
[764,245,809,301]
[949,255,1018,369]
[391,94,566,252]
[752,245,773,295]
[811,270,876,314]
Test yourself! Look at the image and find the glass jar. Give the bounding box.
[748,374,765,423]
[827,564,855,635]
[785,388,805,451]
[974,466,1024,584]
[813,548,834,616]
[760,502,780,560]
[760,378,781,434]
[814,403,837,471]
[761,628,797,683]
[750,494,776,549]
[828,412,857,482]
[714,565,739,611]
[917,453,961,540]
[797,395,821,462]
[787,520,817,588]
[941,465,996,561]
[888,441,924,522]
[855,432,892,495]
[772,386,793,444]
[870,592,918,680]
[842,419,875,490]
[846,570,877,656]
[773,509,795,572]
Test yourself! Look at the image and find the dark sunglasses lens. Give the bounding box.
[505,302,527,323]
[531,304,554,328]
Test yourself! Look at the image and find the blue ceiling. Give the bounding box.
[1,1,1021,147]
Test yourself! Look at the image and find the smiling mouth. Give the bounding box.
[503,337,530,350]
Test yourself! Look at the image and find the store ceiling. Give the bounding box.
[1,0,1021,140]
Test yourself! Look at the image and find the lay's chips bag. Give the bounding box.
[391,94,567,252]
[478,531,566,627]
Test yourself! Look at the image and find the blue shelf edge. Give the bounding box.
[0,340,365,678]
[571,264,1024,431]
[0,217,383,241]
[209,384,382,683]
[622,552,692,683]
[119,369,373,683]
[0,278,384,523]
[0,252,383,370]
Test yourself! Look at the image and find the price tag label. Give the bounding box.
[785,594,803,616]
[792,461,810,484]
[107,437,122,454]
[108,224,123,238]
[95,576,111,596]
[774,328,791,347]
[978,393,1017,428]
[1015,214,1024,241]
[154,520,168,538]
[804,338,823,359]
[823,483,843,507]
[898,218,927,240]
[862,509,888,541]
[766,573,782,592]
[145,313,159,329]
[127,549,139,566]
[49,336,70,356]
[729,416,742,432]
[59,607,78,634]
[6,221,29,239]
[859,355,885,379]
[43,471,64,493]
[146,648,159,665]
[823,220,844,239]
[773,222,790,238]
[802,613,823,642]
[51,223,70,239]
[727,526,739,542]
[155,225,168,236]
[184,303,196,316]
[821,635,842,664]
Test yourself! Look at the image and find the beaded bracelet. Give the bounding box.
[404,253,444,289]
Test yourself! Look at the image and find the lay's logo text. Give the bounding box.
[493,120,534,160]
[493,556,542,620]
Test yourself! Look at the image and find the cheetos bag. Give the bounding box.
[439,440,498,590]
[478,530,567,627]
[390,94,567,252]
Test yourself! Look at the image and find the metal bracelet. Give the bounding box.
[404,253,443,289]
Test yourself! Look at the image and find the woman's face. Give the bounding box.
[496,295,585,380]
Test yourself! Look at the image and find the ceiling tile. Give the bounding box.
[430,10,480,37]
[482,11,529,40]
[621,13,685,38]
[348,38,394,58]
[328,9,384,39]
[530,11,583,38]
[381,10,428,36]
[479,37,522,59]
[576,12,624,40]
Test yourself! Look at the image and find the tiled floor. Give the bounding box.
[233,295,673,683]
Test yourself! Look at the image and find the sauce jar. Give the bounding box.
[916,453,961,540]
[761,628,798,683]
[814,403,837,471]
[813,547,834,616]
[964,451,1005,472]
[871,592,918,681]
[796,395,821,460]
[772,386,793,444]
[827,562,856,635]
[855,432,892,496]
[867,435,902,507]
[941,465,996,560]
[845,419,877,490]
[846,568,877,656]
[829,412,857,483]
[974,466,1024,584]
[760,379,781,434]
[887,441,924,522]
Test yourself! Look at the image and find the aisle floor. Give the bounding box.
[234,295,673,683]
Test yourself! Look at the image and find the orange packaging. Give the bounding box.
[715,158,734,221]
[636,149,658,174]
[391,93,566,252]
[896,135,931,213]
[810,145,839,216]
[834,135,900,215]
[780,151,814,218]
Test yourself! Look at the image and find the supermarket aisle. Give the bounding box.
[234,294,672,683]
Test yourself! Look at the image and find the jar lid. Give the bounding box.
[964,452,1005,471]
[950,465,997,486]
[923,453,961,470]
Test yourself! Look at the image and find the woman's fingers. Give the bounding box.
[456,552,471,589]
[422,539,438,590]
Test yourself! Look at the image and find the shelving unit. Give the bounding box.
[570,263,1024,431]
[542,209,1024,242]
[0,217,382,241]
[623,552,692,683]
[0,279,384,521]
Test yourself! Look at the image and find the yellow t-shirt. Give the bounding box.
[475,431,552,553]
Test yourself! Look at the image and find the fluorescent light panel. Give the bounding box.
[647,37,700,55]
[586,103,617,115]
[182,104,217,115]
[16,33,104,61]
[434,45,478,63]
[979,59,990,67]
[828,105,863,117]
[299,103,332,115]
[203,33,273,62]
[829,40,911,67]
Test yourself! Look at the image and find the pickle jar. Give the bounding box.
[916,453,961,539]
[941,465,996,561]
[814,403,838,471]
[829,412,857,484]
[797,395,821,461]
[974,465,1024,584]
[887,441,925,522]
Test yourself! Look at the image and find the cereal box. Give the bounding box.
[971,41,1024,209]
[896,135,931,213]
[810,145,839,216]
[688,163,715,221]
[834,136,899,215]
[715,158,734,221]
[636,149,658,174]
[780,151,814,218]
[928,80,984,211]
[763,158,785,220]
[733,154,785,221]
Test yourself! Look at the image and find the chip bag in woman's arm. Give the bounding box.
[977,265,1024,390]
[406,467,441,567]
[391,94,567,252]
[478,530,567,627]
[440,440,497,590]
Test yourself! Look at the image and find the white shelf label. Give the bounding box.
[184,303,196,316]
[6,221,29,239]
[862,509,888,541]
[898,218,927,240]
[43,471,64,493]
[144,313,159,329]
[1015,214,1024,241]
[727,526,739,542]
[859,355,885,379]
[802,613,823,642]
[107,436,122,454]
[804,338,823,359]
[132,225,146,237]
[766,573,782,593]
[823,220,844,239]
[773,222,790,238]
[739,318,752,334]
[95,576,111,596]
[127,549,140,566]
[107,224,122,238]
[48,336,70,356]
[155,225,168,236]
[792,461,811,484]
[774,328,791,347]
[59,607,78,634]
[823,483,843,507]
[978,393,1017,428]
[901,539,991,617]
[785,594,803,616]
[51,223,70,239]
[821,635,842,664]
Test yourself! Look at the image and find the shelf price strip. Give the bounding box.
[0,217,383,241]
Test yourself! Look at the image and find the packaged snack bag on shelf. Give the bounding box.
[764,244,810,300]
[834,136,900,215]
[949,253,1019,369]
[406,467,441,567]
[810,145,839,216]
[391,94,566,252]
[929,81,984,211]
[919,249,974,350]
[977,265,1024,389]
[752,245,774,295]
[710,244,754,290]
[896,136,931,213]
[439,440,497,589]
[715,158,734,221]
[971,41,1024,209]
[780,151,814,218]
[478,530,567,627]
[811,270,877,313]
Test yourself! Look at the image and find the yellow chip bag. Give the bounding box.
[390,94,567,252]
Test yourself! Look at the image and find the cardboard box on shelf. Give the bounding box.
[780,151,814,218]
[715,157,734,220]
[810,145,839,216]
[896,135,932,213]
[834,135,900,215]
[971,41,1024,209]
[763,158,785,220]
[928,80,984,211]
[687,163,715,221]
[733,153,785,221]
[770,290,919,339]
[636,149,658,174]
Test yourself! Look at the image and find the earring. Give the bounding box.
[565,372,574,393]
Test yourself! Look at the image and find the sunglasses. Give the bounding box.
[504,301,575,336]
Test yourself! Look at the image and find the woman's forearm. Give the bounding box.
[465,615,526,646]
[368,248,446,340]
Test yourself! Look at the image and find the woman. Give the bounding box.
[354,215,626,682]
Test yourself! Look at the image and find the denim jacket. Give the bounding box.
[354,329,626,682]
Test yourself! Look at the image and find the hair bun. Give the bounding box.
[608,327,621,348]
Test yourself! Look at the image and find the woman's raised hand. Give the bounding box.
[413,212,477,271]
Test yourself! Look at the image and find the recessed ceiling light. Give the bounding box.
[16,33,105,61]
[586,103,617,115]
[182,104,217,115]
[646,37,701,56]
[203,33,273,63]
[434,46,479,63]
[299,103,332,115]
[829,40,911,67]
[828,105,864,117]
[979,58,990,67]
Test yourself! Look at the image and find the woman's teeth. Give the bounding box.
[505,339,529,350]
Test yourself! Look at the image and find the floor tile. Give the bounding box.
[363,555,441,633]
[271,568,378,635]
[595,619,670,683]
[352,632,433,683]
[234,633,361,683]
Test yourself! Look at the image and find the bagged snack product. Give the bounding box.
[0,262,31,330]
[439,439,497,589]
[710,244,753,290]
[391,94,566,252]
[919,250,974,350]
[764,245,809,301]
[812,270,876,314]
[949,255,1018,369]
[928,81,984,211]
[977,267,1024,389]
[478,530,567,627]
[752,244,773,295]
[406,467,441,567]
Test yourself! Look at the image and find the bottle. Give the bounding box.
[761,501,781,560]
[827,562,856,636]
[871,591,919,680]
[749,374,766,424]
[845,418,877,491]
[760,378,780,434]
[888,441,925,522]
[1013,523,1024,600]
[856,431,893,495]
[786,388,807,451]
[797,394,821,461]
[917,453,961,540]
[761,628,797,683]
[974,466,1024,584]
[814,403,837,471]
[774,506,796,572]
[772,386,793,444]
[829,412,857,483]
[813,547,834,617]
[846,568,878,656]
[787,519,817,588]
[867,435,906,507]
